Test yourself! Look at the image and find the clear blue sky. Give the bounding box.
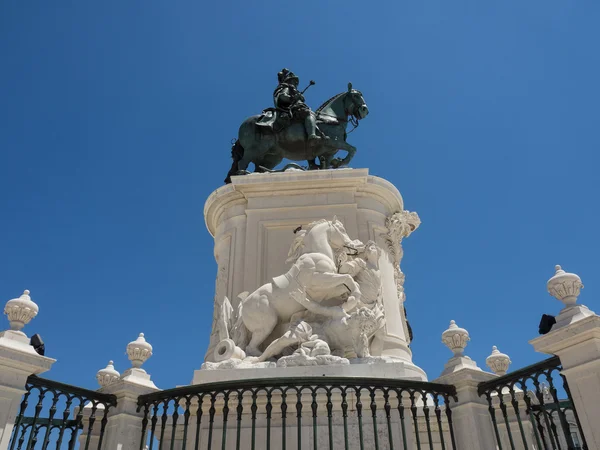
[1,1,598,390]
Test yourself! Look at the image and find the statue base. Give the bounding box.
[192,357,427,384]
[201,168,426,381]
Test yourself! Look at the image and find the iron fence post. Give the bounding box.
[136,376,458,450]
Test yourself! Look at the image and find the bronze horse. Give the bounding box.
[225,83,369,183]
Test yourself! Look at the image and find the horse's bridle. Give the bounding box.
[343,244,359,256]
[315,94,363,134]
[328,221,358,256]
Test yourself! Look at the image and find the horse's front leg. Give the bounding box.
[308,272,361,305]
[320,154,331,170]
[290,290,348,319]
[328,142,357,168]
[236,152,253,175]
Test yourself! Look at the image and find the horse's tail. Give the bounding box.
[231,291,250,348]
[225,140,245,184]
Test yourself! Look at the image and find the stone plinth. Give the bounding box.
[193,358,427,384]
[201,169,424,379]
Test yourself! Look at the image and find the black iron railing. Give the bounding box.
[9,375,117,450]
[478,356,587,450]
[137,376,457,450]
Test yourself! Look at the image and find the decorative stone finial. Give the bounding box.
[547,265,583,307]
[442,320,470,357]
[126,333,153,369]
[96,360,120,387]
[4,290,39,333]
[486,346,512,376]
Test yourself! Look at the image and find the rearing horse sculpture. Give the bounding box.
[225,83,369,183]
[232,218,363,357]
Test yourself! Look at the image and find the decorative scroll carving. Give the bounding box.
[383,210,421,266]
[382,211,420,345]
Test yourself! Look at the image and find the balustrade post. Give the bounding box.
[434,320,498,450]
[0,290,55,450]
[98,333,159,450]
[530,265,600,449]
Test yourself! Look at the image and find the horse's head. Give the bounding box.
[345,82,369,121]
[327,216,363,253]
[287,218,361,263]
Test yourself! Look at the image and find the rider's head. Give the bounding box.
[278,68,299,87]
[286,75,299,87]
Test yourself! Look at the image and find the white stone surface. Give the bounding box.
[545,265,595,331]
[121,333,157,389]
[201,169,422,376]
[213,338,246,361]
[435,368,498,450]
[530,314,600,449]
[100,378,159,450]
[439,320,480,376]
[96,360,120,387]
[486,346,511,376]
[547,265,584,307]
[3,290,38,332]
[230,217,368,359]
[0,290,55,450]
[436,320,498,450]
[441,320,469,356]
[193,358,427,384]
[126,333,153,368]
[98,333,160,450]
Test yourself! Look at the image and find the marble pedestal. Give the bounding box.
[200,168,425,381]
[193,358,427,384]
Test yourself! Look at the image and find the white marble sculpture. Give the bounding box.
[338,240,382,307]
[205,295,234,362]
[234,217,363,357]
[383,210,421,344]
[206,217,390,368]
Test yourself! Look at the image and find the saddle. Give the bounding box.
[256,108,292,133]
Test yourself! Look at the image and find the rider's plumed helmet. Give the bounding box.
[277,68,299,85]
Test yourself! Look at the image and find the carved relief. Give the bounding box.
[204,236,232,362]
[203,218,390,369]
[214,236,231,303]
[383,210,421,265]
[382,211,420,345]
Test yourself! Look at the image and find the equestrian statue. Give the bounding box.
[225,69,369,183]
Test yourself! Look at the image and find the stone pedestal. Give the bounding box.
[0,330,55,450]
[436,321,499,450]
[435,367,498,450]
[193,359,427,384]
[201,169,424,380]
[99,375,159,450]
[530,314,600,449]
